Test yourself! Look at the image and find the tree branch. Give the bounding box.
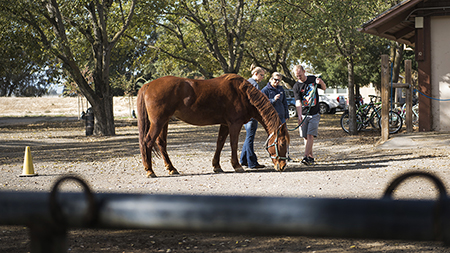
[110,0,136,47]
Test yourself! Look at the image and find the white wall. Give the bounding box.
[431,16,450,131]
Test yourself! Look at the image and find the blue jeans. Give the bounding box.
[240,119,259,167]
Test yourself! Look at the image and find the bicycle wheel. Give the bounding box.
[340,111,363,133]
[369,108,381,129]
[412,104,419,127]
[378,110,403,134]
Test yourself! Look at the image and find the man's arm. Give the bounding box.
[296,100,303,124]
[316,77,327,90]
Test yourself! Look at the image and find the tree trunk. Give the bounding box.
[347,59,357,135]
[392,43,404,84]
[89,39,116,136]
[389,42,403,106]
[91,93,115,136]
[65,58,115,136]
[355,83,360,98]
[392,42,403,106]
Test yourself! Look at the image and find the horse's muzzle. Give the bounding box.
[274,160,287,172]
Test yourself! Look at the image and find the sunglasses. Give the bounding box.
[273,78,281,82]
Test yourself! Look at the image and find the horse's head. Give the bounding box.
[265,123,290,171]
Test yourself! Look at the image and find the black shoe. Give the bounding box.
[302,157,314,166]
[249,164,265,169]
[241,163,248,167]
[301,157,310,165]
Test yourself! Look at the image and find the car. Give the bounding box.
[318,94,347,114]
[285,89,298,118]
[284,89,346,117]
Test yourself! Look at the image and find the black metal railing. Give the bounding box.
[1,172,449,253]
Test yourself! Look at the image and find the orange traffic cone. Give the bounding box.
[19,146,37,177]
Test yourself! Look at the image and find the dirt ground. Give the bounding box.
[1,102,450,252]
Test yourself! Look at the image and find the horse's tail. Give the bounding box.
[137,84,161,157]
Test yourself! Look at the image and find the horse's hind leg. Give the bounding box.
[141,122,166,178]
[156,122,179,175]
[212,124,229,173]
[140,140,155,178]
[139,118,156,178]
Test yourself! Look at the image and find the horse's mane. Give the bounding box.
[222,74,281,132]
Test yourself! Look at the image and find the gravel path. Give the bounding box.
[4,117,448,200]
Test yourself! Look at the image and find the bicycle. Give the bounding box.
[341,95,381,133]
[395,103,419,127]
[341,95,403,134]
[384,109,403,134]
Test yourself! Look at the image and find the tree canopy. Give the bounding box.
[1,0,406,135]
[0,14,60,96]
[1,0,137,135]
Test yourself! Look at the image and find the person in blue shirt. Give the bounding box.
[261,72,289,123]
[240,66,266,169]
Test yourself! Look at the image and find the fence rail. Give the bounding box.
[1,173,449,252]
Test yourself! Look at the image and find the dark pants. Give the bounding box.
[240,119,259,167]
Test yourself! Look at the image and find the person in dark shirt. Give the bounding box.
[261,72,289,123]
[292,65,326,165]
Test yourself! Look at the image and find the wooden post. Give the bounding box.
[381,55,390,142]
[417,16,432,132]
[405,60,413,133]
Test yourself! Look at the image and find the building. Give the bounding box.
[360,0,450,132]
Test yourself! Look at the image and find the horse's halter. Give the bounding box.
[264,125,288,160]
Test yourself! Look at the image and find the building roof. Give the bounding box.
[360,0,450,47]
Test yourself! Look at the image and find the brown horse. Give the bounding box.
[137,73,290,178]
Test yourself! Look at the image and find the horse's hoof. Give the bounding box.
[146,172,157,178]
[169,169,179,175]
[234,166,245,173]
[213,167,224,173]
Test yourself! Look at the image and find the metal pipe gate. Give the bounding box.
[1,172,449,252]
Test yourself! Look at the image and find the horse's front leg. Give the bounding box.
[229,124,245,173]
[212,124,229,173]
[157,122,179,176]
